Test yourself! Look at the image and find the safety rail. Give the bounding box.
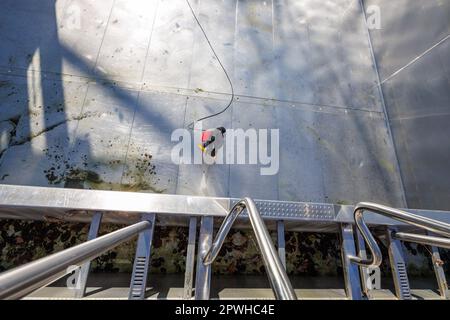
[349,202,450,267]
[203,197,297,300]
[393,232,450,249]
[0,188,449,301]
[0,220,151,300]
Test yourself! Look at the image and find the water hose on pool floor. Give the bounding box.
[184,0,235,131]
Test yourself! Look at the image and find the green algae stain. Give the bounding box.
[42,143,164,193]
[377,158,396,175]
[306,125,334,151]
[87,179,165,193]
[63,165,164,193]
[64,168,102,189]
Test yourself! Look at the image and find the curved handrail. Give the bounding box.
[0,221,151,300]
[349,202,450,267]
[203,197,297,300]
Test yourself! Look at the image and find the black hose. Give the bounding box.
[185,0,234,130]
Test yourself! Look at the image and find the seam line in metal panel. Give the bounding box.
[138,0,160,85]
[92,0,117,72]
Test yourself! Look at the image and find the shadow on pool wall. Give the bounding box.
[362,0,450,210]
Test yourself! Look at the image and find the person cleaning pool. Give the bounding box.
[198,127,226,159]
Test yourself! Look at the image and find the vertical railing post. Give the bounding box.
[74,212,103,298]
[128,213,156,300]
[183,217,197,299]
[277,221,286,269]
[194,216,214,300]
[340,224,363,300]
[386,227,412,300]
[355,229,380,299]
[428,232,449,299]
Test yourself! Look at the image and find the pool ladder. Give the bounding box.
[0,199,449,300]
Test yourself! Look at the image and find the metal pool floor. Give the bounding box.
[0,0,405,206]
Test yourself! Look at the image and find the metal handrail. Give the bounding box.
[393,232,450,249]
[203,197,297,300]
[0,220,151,300]
[349,202,450,267]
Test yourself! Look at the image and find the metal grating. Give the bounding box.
[232,199,335,221]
